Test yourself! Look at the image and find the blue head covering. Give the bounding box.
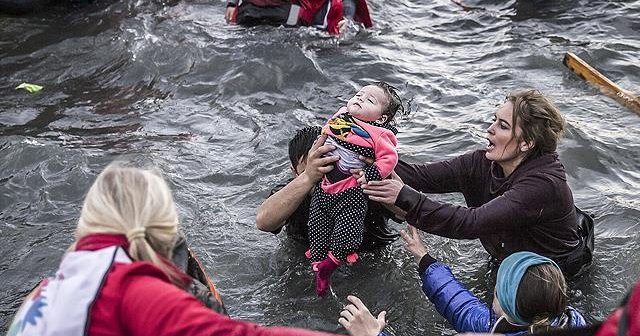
[495,251,561,325]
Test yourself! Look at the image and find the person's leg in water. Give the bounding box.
[312,187,366,297]
[330,187,366,263]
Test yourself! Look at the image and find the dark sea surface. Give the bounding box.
[1,0,639,334]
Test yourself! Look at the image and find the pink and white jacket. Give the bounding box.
[321,107,398,194]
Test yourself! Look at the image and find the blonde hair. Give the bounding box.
[75,163,183,285]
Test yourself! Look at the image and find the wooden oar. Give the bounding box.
[563,52,640,115]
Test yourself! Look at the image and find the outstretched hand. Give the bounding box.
[361,172,404,205]
[303,134,339,183]
[339,295,386,336]
[400,225,428,264]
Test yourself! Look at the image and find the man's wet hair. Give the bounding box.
[288,126,321,170]
[373,81,404,128]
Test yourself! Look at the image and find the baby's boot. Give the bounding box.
[346,252,359,264]
[312,252,341,297]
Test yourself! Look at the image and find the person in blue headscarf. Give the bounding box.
[405,226,586,334]
[340,226,587,335]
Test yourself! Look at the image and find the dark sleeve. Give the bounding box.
[395,172,552,239]
[360,202,398,250]
[417,253,438,274]
[395,151,483,194]
[122,275,336,336]
[420,262,492,333]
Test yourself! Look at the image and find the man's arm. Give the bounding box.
[256,135,338,232]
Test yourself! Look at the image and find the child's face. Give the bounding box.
[346,85,389,123]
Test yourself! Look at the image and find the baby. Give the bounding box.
[308,81,402,297]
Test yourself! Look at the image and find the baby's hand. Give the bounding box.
[357,172,367,185]
[358,155,374,166]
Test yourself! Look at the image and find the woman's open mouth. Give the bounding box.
[486,139,496,151]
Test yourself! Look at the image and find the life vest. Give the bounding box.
[242,0,289,5]
[298,0,372,35]
[234,0,373,35]
[7,246,131,336]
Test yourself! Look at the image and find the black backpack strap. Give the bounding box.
[617,291,631,336]
[618,304,628,336]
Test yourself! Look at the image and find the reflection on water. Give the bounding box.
[1,0,639,334]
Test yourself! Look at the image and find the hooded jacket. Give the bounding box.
[395,150,583,274]
[8,234,339,336]
[418,255,586,335]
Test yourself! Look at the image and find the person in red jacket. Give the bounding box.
[7,163,380,336]
[225,0,372,35]
[595,277,640,336]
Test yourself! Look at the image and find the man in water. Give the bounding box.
[256,126,398,250]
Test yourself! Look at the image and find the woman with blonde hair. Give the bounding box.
[7,163,351,336]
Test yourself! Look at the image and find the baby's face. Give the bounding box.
[346,85,388,123]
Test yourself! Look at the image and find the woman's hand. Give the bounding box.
[361,176,404,205]
[339,295,386,336]
[400,225,427,264]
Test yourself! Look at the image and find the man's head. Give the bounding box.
[288,126,322,175]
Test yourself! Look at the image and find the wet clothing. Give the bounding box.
[267,180,399,250]
[9,234,337,336]
[417,254,586,335]
[308,111,398,262]
[308,184,367,261]
[298,0,372,35]
[227,0,373,35]
[228,0,294,27]
[395,150,592,277]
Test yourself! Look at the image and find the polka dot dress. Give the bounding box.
[308,185,367,262]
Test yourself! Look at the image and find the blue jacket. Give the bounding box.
[420,258,586,335]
